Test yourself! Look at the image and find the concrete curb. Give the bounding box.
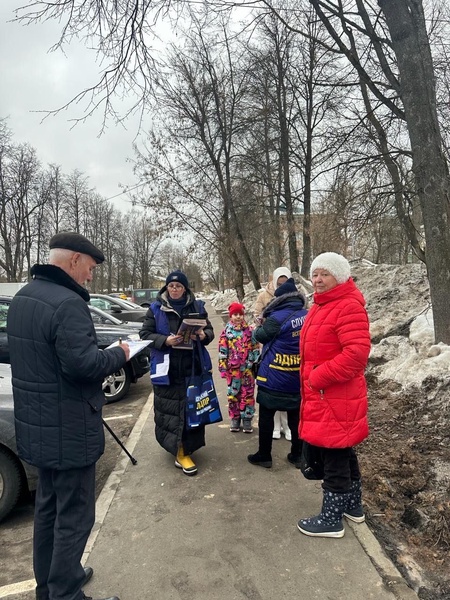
[348,521,418,599]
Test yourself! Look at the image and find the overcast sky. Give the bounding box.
[0,1,151,212]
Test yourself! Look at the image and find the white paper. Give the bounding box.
[152,352,170,379]
[105,339,153,360]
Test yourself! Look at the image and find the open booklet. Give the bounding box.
[174,318,207,350]
[105,339,153,360]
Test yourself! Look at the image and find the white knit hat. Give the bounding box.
[310,252,351,284]
[272,266,292,289]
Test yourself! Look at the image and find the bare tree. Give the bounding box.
[273,0,450,341]
[11,0,450,340]
[134,17,261,298]
[378,0,450,343]
[0,127,43,280]
[287,8,346,276]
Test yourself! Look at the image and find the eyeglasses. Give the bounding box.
[167,284,185,290]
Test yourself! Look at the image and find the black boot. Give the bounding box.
[247,451,272,468]
[297,490,349,538]
[343,479,365,523]
[83,567,94,586]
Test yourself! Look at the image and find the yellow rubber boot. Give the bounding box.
[175,447,198,476]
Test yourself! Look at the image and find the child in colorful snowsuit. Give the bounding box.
[218,302,259,433]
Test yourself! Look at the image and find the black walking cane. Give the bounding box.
[102,418,138,465]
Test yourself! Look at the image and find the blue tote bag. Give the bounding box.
[185,341,223,429]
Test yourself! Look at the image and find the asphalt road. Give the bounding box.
[0,376,151,592]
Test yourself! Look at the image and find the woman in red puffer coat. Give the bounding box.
[297,252,371,539]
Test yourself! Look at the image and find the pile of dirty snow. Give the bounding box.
[351,262,450,388]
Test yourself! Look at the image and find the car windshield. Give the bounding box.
[0,300,9,331]
[90,295,144,311]
[117,299,142,309]
[89,297,112,311]
[89,306,123,326]
[133,289,158,298]
[133,290,148,299]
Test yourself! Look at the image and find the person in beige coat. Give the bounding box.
[254,267,293,440]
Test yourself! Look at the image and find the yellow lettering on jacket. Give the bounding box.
[271,353,300,371]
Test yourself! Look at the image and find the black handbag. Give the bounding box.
[299,442,324,480]
[251,356,261,377]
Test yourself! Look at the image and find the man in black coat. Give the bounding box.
[7,232,130,600]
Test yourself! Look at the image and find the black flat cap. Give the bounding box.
[49,232,105,264]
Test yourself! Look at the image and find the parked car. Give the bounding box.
[0,363,38,522]
[94,323,150,402]
[88,305,141,330]
[89,294,147,323]
[109,292,128,300]
[0,296,150,403]
[130,288,159,307]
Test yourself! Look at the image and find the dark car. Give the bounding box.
[0,296,150,403]
[0,363,38,522]
[130,288,159,307]
[88,294,147,323]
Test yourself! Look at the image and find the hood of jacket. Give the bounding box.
[262,290,306,318]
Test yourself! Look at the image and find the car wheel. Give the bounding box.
[0,447,23,522]
[102,365,132,403]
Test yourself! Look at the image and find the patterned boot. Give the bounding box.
[297,490,349,538]
[343,479,365,523]
[242,417,253,433]
[230,418,241,432]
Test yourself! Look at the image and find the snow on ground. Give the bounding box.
[371,308,450,386]
[351,262,450,388]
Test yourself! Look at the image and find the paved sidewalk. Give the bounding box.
[81,307,418,600]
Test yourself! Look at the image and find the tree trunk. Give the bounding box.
[274,36,299,273]
[301,101,313,278]
[232,250,245,301]
[379,0,450,343]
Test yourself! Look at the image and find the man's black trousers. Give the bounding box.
[34,464,96,600]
